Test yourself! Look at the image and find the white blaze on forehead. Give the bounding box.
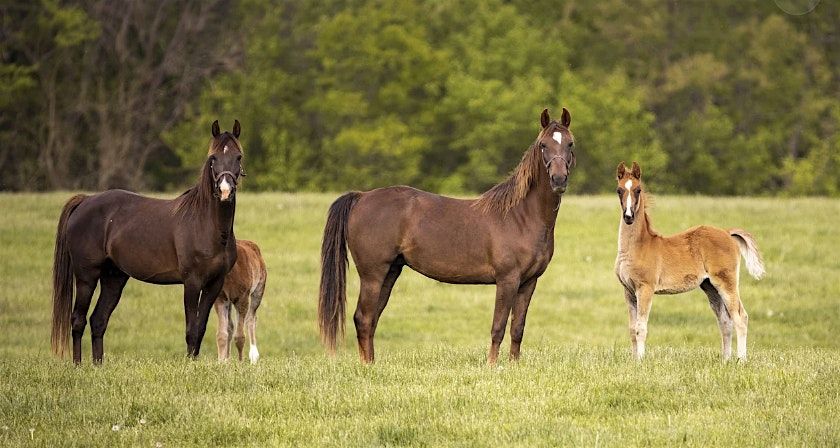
[624,180,634,217]
[552,132,563,146]
[624,180,633,189]
[223,144,229,154]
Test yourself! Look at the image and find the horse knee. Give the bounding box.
[89,319,108,338]
[234,335,245,350]
[71,315,87,338]
[354,310,374,339]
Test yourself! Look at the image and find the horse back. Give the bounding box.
[67,190,182,283]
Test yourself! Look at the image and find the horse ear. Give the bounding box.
[232,120,241,139]
[211,120,220,138]
[631,161,641,179]
[540,108,550,129]
[616,162,627,180]
[561,107,571,127]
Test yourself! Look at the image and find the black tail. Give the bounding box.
[51,194,86,358]
[318,192,361,355]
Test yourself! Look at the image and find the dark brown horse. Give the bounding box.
[51,120,244,364]
[319,108,576,364]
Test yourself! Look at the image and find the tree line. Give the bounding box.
[2,0,839,195]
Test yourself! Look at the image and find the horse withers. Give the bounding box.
[214,239,266,364]
[50,120,245,364]
[319,108,577,364]
[614,162,765,361]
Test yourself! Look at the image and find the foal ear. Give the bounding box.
[616,161,627,180]
[540,108,551,129]
[232,120,241,139]
[631,161,642,179]
[211,120,221,138]
[560,107,571,127]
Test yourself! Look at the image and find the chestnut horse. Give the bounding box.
[319,108,576,364]
[214,239,266,364]
[50,120,244,364]
[614,162,765,361]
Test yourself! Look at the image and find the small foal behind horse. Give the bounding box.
[614,162,765,361]
[214,240,266,364]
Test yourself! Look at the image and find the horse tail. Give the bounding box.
[51,194,87,358]
[729,229,765,280]
[318,191,361,355]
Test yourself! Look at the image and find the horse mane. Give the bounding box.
[474,123,564,214]
[639,190,660,237]
[174,158,215,219]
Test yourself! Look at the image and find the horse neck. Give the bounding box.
[516,167,560,229]
[618,195,654,254]
[210,198,236,245]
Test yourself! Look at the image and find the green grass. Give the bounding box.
[1,192,838,447]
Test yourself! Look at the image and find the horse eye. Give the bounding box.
[568,142,574,148]
[616,188,622,195]
[236,155,242,161]
[539,143,546,149]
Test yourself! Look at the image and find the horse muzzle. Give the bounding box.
[550,175,568,194]
[217,177,235,201]
[623,214,635,225]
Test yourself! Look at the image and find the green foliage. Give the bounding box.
[4,0,840,195]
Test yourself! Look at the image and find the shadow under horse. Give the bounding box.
[319,108,576,364]
[50,120,245,364]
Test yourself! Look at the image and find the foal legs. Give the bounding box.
[488,276,518,365]
[354,262,402,364]
[71,270,99,365]
[711,276,748,361]
[89,269,129,364]
[623,287,639,356]
[234,300,247,362]
[633,285,654,360]
[700,280,733,360]
[245,283,264,364]
[214,299,232,361]
[508,277,537,361]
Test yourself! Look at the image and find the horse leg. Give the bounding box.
[624,287,639,357]
[190,275,225,358]
[235,299,248,362]
[508,277,538,361]
[89,268,129,364]
[183,279,202,357]
[488,277,518,366]
[214,299,231,362]
[353,264,392,364]
[633,284,654,360]
[700,279,733,361]
[711,274,748,361]
[70,271,99,365]
[245,279,265,364]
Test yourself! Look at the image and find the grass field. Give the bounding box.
[1,192,839,447]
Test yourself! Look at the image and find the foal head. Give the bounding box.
[616,161,643,225]
[538,108,576,193]
[208,120,244,202]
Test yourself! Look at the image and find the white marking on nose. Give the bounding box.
[219,177,231,200]
[552,132,563,146]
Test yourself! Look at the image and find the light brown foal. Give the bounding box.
[214,239,266,364]
[614,162,764,361]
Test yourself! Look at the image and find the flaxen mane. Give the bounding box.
[474,123,562,214]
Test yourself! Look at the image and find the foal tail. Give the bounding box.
[729,229,765,280]
[318,191,361,355]
[51,194,87,358]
